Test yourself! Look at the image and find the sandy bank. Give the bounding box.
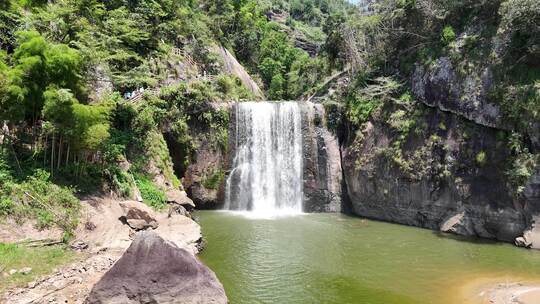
[462,277,540,304]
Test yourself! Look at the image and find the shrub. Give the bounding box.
[475,151,487,166]
[347,96,379,126]
[506,133,539,196]
[135,177,167,210]
[0,197,14,216]
[202,168,225,190]
[36,210,55,230]
[268,73,286,100]
[7,170,80,240]
[216,74,235,95]
[389,110,416,135]
[441,26,456,45]
[107,167,134,198]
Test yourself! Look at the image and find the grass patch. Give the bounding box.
[0,167,80,242]
[134,176,167,210]
[0,243,77,291]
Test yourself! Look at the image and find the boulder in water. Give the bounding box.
[85,230,227,304]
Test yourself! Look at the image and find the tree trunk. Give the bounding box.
[9,137,22,176]
[65,143,70,167]
[51,132,55,176]
[43,134,48,167]
[57,135,63,169]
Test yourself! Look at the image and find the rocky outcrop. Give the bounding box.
[412,57,503,129]
[412,54,539,150]
[211,45,264,99]
[3,197,204,303]
[406,48,539,246]
[301,102,343,212]
[182,103,231,209]
[119,201,159,231]
[85,231,227,304]
[183,140,226,209]
[87,65,113,103]
[76,198,202,254]
[265,9,321,56]
[166,189,196,217]
[342,106,528,242]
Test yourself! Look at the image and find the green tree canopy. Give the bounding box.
[1,31,83,124]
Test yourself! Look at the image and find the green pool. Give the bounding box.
[198,211,540,304]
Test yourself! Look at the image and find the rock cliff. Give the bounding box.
[342,105,530,243]
[301,102,343,212]
[335,53,540,247]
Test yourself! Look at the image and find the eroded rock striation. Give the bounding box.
[85,231,228,304]
[301,102,343,212]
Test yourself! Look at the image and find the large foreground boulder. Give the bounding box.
[85,231,227,304]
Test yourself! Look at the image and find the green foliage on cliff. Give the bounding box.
[0,0,537,220]
[204,0,354,99]
[135,176,167,210]
[1,0,306,226]
[322,0,538,194]
[202,168,226,190]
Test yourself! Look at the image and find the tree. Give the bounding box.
[0,52,8,115]
[288,53,326,98]
[3,31,83,126]
[323,12,346,69]
[258,25,307,99]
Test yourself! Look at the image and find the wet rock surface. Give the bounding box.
[180,103,231,210]
[301,102,343,212]
[85,231,227,304]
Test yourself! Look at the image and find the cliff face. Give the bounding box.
[342,105,530,243]
[180,103,231,209]
[412,56,540,150]
[211,45,265,100]
[329,0,540,248]
[301,102,343,212]
[338,53,540,247]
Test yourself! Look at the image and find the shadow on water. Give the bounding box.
[333,211,507,247]
[431,231,505,246]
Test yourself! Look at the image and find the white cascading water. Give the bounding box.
[224,101,303,216]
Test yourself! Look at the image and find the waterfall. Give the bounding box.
[224,101,304,216]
